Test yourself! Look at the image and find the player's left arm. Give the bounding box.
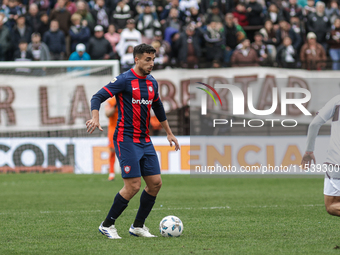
[152,81,180,151]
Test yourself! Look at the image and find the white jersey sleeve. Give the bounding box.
[318,95,340,122]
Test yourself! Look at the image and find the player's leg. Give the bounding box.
[324,195,340,216]
[108,147,115,181]
[129,143,161,237]
[323,174,340,216]
[99,141,142,239]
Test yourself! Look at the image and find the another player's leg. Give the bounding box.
[324,195,340,216]
[324,174,340,216]
[99,177,141,239]
[129,174,162,237]
[108,147,115,181]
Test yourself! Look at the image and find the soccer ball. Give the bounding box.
[159,215,183,237]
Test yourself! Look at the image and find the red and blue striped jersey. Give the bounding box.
[91,68,167,143]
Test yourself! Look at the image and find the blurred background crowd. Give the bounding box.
[0,0,340,70]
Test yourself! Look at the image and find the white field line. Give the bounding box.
[0,204,325,215]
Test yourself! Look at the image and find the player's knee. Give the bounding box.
[152,179,162,192]
[130,181,141,195]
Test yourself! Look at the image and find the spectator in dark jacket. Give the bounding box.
[13,15,32,51]
[276,36,296,68]
[110,1,133,33]
[50,0,72,36]
[0,13,13,61]
[14,39,34,60]
[173,23,201,68]
[223,13,239,65]
[87,25,115,60]
[25,3,41,33]
[205,2,224,24]
[282,0,303,22]
[300,32,327,70]
[204,21,224,67]
[43,20,66,60]
[276,19,302,51]
[37,12,50,38]
[327,18,340,70]
[246,0,264,26]
[307,1,331,50]
[265,4,281,25]
[136,1,161,43]
[69,13,91,52]
[91,0,110,31]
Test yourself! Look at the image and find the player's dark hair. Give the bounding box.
[133,43,156,59]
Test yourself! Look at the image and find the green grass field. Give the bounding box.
[0,174,339,254]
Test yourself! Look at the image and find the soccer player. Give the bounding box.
[86,43,180,239]
[105,97,118,181]
[301,94,340,217]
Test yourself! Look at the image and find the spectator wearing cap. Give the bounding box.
[232,3,249,27]
[251,32,273,66]
[231,39,259,67]
[111,0,133,33]
[307,1,331,50]
[205,2,224,24]
[300,32,327,70]
[136,1,161,44]
[246,0,264,26]
[91,0,110,31]
[69,43,90,60]
[116,19,142,57]
[282,0,303,22]
[50,0,72,36]
[68,43,91,72]
[87,25,114,60]
[43,20,66,60]
[14,39,33,60]
[173,23,201,68]
[203,21,224,67]
[69,13,91,52]
[25,3,41,33]
[104,24,120,54]
[276,36,296,68]
[13,15,32,52]
[327,18,340,70]
[27,32,51,61]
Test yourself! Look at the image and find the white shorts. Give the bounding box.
[324,176,340,196]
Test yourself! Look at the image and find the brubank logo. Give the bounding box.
[132,98,153,105]
[196,82,312,128]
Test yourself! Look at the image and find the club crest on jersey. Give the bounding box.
[124,166,131,174]
[149,86,153,92]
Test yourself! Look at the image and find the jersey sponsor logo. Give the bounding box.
[132,98,153,105]
[124,166,131,174]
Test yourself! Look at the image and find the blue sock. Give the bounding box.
[134,190,156,227]
[103,192,129,227]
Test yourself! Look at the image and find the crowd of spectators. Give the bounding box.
[0,0,340,70]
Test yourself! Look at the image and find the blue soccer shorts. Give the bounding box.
[114,140,161,178]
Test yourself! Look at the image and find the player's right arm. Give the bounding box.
[86,76,125,134]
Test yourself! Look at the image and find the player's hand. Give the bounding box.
[86,118,103,134]
[301,152,316,169]
[167,134,180,151]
